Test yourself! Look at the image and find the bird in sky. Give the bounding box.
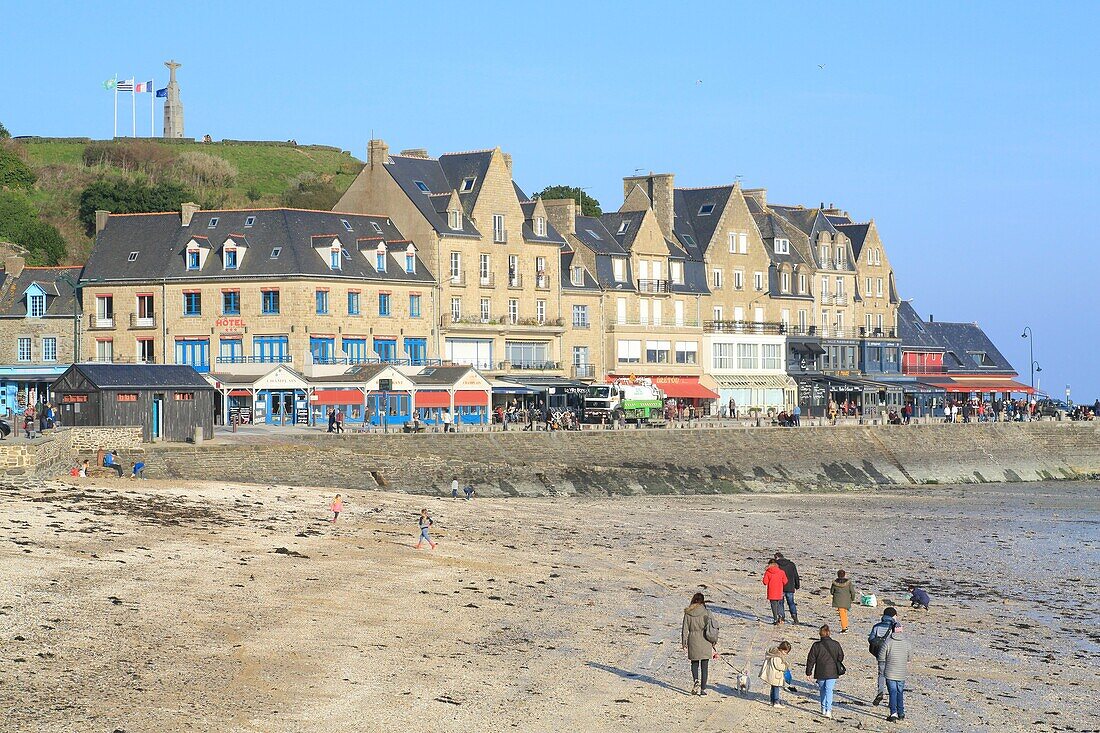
[696,79,703,85]
[818,64,826,69]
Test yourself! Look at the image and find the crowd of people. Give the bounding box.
[682,551,931,723]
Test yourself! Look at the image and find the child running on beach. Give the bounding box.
[330,494,343,522]
[416,508,436,549]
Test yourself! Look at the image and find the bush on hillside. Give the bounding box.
[171,151,238,188]
[0,121,10,139]
[82,140,177,179]
[78,178,193,234]
[281,172,340,210]
[0,190,66,264]
[0,145,37,189]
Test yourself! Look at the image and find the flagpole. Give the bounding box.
[131,81,136,137]
[113,74,118,138]
[150,78,155,137]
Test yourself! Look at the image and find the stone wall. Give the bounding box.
[140,421,1100,496]
[0,425,144,478]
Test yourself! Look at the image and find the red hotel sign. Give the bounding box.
[215,317,246,328]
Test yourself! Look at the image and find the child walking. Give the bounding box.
[416,508,436,549]
[830,569,857,633]
[759,640,792,707]
[330,494,343,522]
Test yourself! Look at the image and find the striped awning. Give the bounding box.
[714,374,796,390]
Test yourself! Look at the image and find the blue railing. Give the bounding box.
[216,355,293,364]
[313,357,445,367]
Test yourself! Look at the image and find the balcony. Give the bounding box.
[637,278,671,294]
[448,272,467,287]
[130,313,156,329]
[858,327,898,338]
[833,295,848,306]
[786,325,818,337]
[534,274,551,291]
[215,355,293,365]
[478,273,496,288]
[88,314,115,330]
[905,364,946,375]
[611,318,701,331]
[572,363,596,379]
[497,360,561,372]
[571,320,591,329]
[447,315,565,333]
[703,320,789,335]
[314,357,444,368]
[819,294,833,305]
[507,273,523,289]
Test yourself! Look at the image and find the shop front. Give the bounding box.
[607,374,718,416]
[245,365,310,426]
[0,366,67,419]
[714,374,797,417]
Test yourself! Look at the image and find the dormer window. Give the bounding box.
[270,247,282,259]
[460,177,476,193]
[128,251,139,262]
[371,222,383,234]
[535,216,546,237]
[375,244,387,272]
[414,181,430,193]
[774,238,790,254]
[187,250,201,270]
[617,220,629,235]
[224,248,238,269]
[570,266,584,286]
[244,216,256,228]
[405,245,416,274]
[698,203,715,215]
[28,293,45,318]
[449,209,462,230]
[208,217,219,228]
[341,219,353,232]
[330,248,342,270]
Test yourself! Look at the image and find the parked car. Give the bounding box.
[1036,399,1068,417]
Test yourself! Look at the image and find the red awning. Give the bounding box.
[924,377,1034,395]
[228,389,252,397]
[415,391,451,408]
[312,389,363,405]
[453,390,488,406]
[649,377,719,400]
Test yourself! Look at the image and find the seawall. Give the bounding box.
[136,422,1100,496]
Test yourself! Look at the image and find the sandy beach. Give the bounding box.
[1,477,1097,732]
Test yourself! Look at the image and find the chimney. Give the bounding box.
[929,314,934,323]
[95,210,111,234]
[743,188,767,207]
[501,152,513,176]
[542,199,576,236]
[622,173,674,238]
[181,202,200,227]
[368,139,390,168]
[4,255,25,278]
[399,148,429,158]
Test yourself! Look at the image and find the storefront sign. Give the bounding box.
[215,317,246,328]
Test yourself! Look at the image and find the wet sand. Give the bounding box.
[1,478,1097,732]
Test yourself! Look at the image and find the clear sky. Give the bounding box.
[3,1,1097,400]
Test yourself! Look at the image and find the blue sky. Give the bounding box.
[3,1,1098,400]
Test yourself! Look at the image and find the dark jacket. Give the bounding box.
[776,558,800,593]
[911,587,931,606]
[806,637,845,681]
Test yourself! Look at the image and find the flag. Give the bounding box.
[102,76,117,91]
[134,80,154,93]
[156,87,168,98]
[116,78,135,92]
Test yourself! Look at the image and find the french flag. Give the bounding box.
[134,80,154,93]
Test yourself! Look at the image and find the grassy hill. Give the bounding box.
[9,137,364,263]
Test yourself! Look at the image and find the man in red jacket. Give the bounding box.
[762,558,789,625]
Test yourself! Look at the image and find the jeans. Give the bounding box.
[783,591,798,620]
[887,678,905,717]
[107,463,123,478]
[770,685,781,704]
[418,527,432,545]
[877,661,887,696]
[690,658,709,689]
[769,599,784,622]
[817,678,836,713]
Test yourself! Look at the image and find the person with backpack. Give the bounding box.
[681,592,718,696]
[759,640,792,708]
[806,624,845,718]
[762,558,788,625]
[830,569,857,633]
[878,623,912,722]
[868,606,898,706]
[774,552,801,624]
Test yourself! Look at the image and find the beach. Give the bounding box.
[1,478,1097,732]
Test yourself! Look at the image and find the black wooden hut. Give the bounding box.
[53,364,215,442]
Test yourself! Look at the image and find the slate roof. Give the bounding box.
[0,265,82,318]
[84,209,437,285]
[672,186,735,257]
[559,250,601,291]
[408,365,485,386]
[898,303,1016,374]
[834,223,870,259]
[66,363,213,389]
[897,301,944,351]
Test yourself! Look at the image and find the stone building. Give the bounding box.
[0,256,81,415]
[335,141,574,378]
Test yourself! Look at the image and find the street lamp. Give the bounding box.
[1021,327,1035,393]
[1033,361,1042,395]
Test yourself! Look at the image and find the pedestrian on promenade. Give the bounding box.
[335,408,344,434]
[763,558,788,625]
[327,407,336,433]
[903,403,912,424]
[759,640,792,707]
[330,494,343,522]
[868,606,898,706]
[774,552,800,624]
[878,623,912,722]
[830,569,857,633]
[681,592,717,696]
[728,397,736,420]
[416,508,436,549]
[909,585,931,610]
[806,624,845,718]
[792,404,801,426]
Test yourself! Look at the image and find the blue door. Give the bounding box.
[254,336,289,363]
[369,392,411,425]
[374,338,397,363]
[175,339,210,373]
[311,337,336,364]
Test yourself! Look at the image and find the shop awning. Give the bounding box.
[312,389,363,405]
[415,391,451,408]
[649,376,719,400]
[921,377,1034,394]
[715,374,795,390]
[228,389,252,397]
[453,390,489,406]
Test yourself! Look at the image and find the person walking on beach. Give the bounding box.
[806,624,845,718]
[681,592,718,696]
[868,606,898,706]
[878,623,912,722]
[830,570,857,633]
[330,494,343,522]
[451,476,460,499]
[416,508,436,549]
[774,552,801,624]
[763,558,788,625]
[759,640,792,708]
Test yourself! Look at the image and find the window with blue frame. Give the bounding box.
[220,338,243,361]
[224,248,238,269]
[375,251,387,272]
[409,294,421,318]
[254,335,289,362]
[374,338,397,362]
[404,337,427,365]
[183,292,201,316]
[330,249,341,270]
[378,292,391,316]
[311,337,336,363]
[175,339,210,372]
[316,290,329,315]
[262,290,280,314]
[222,290,240,315]
[343,338,367,363]
[187,250,201,270]
[348,291,360,315]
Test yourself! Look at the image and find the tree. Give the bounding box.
[281,173,340,210]
[0,191,66,265]
[77,178,193,234]
[0,190,38,239]
[0,121,10,139]
[535,185,601,216]
[0,146,37,189]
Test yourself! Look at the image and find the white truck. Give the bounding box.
[584,378,665,424]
